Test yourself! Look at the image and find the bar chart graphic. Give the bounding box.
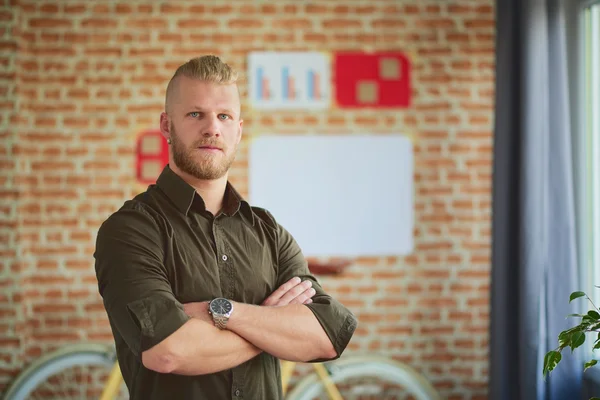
[249,52,330,109]
[256,67,271,100]
[307,69,321,100]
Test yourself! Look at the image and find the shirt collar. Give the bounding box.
[155,165,254,222]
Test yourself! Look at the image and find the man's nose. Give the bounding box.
[202,114,221,137]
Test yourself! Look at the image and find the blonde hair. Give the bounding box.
[165,55,239,114]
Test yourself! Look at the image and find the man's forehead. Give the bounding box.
[173,77,240,112]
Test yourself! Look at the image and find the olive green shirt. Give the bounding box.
[94,165,358,400]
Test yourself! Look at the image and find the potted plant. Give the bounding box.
[543,290,600,400]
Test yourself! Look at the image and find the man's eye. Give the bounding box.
[190,112,199,118]
[218,114,230,120]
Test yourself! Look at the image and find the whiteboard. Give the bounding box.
[248,135,414,257]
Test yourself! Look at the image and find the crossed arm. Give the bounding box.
[95,208,355,378]
[142,277,336,375]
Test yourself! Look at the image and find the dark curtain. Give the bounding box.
[490,0,582,399]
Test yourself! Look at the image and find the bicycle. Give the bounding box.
[3,342,441,400]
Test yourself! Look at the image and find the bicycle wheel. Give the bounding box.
[3,343,128,400]
[286,355,442,400]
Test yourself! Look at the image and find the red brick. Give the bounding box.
[178,19,219,29]
[322,19,361,28]
[417,18,456,28]
[372,19,406,28]
[28,18,71,28]
[65,4,86,14]
[81,18,118,28]
[465,19,495,28]
[127,18,166,29]
[31,332,80,342]
[476,5,494,14]
[84,47,122,57]
[273,19,312,29]
[32,304,76,313]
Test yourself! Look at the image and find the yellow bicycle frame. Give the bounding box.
[280,360,343,400]
[100,360,343,400]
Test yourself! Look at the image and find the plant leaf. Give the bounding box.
[571,331,586,352]
[585,359,598,371]
[567,313,585,318]
[583,315,596,326]
[559,331,573,349]
[589,311,600,320]
[543,350,562,378]
[591,322,600,331]
[593,341,600,351]
[570,291,587,303]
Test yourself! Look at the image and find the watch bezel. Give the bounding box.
[209,297,233,317]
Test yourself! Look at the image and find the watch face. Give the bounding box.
[210,298,232,315]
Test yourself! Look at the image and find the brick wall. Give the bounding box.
[1,0,21,385]
[0,1,495,399]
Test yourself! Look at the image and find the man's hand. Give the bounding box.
[182,276,315,319]
[262,277,315,307]
[183,301,213,325]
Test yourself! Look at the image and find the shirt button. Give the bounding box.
[222,254,228,261]
[235,389,241,396]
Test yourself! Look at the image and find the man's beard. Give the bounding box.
[170,123,236,180]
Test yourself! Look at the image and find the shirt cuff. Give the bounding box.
[305,298,358,361]
[126,295,191,355]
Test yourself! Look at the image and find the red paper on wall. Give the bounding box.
[135,129,168,185]
[334,52,411,108]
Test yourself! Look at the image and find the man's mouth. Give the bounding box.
[198,145,221,151]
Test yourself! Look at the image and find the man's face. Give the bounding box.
[165,76,243,181]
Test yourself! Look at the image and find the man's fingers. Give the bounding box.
[262,277,302,306]
[271,277,302,300]
[279,280,313,305]
[262,278,317,307]
[289,287,316,305]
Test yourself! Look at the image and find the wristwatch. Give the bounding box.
[208,298,234,329]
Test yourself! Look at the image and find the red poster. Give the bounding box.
[334,52,411,108]
[135,130,168,185]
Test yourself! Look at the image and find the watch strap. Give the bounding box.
[214,314,229,330]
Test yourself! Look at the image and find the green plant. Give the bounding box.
[543,290,600,400]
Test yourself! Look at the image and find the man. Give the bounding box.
[94,55,358,400]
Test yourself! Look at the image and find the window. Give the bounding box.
[577,0,600,377]
[578,2,600,309]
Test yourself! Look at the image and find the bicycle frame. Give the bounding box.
[275,360,345,400]
[100,362,123,400]
[99,359,344,400]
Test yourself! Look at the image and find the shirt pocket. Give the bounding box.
[230,226,278,304]
[168,235,222,303]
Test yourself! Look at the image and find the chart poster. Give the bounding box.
[334,52,411,108]
[135,129,168,186]
[248,52,331,110]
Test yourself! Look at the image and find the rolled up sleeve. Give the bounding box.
[272,213,358,362]
[94,203,190,358]
[304,297,358,362]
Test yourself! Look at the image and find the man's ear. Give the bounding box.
[160,112,170,140]
[236,119,243,145]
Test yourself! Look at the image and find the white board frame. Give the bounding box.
[248,134,414,257]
